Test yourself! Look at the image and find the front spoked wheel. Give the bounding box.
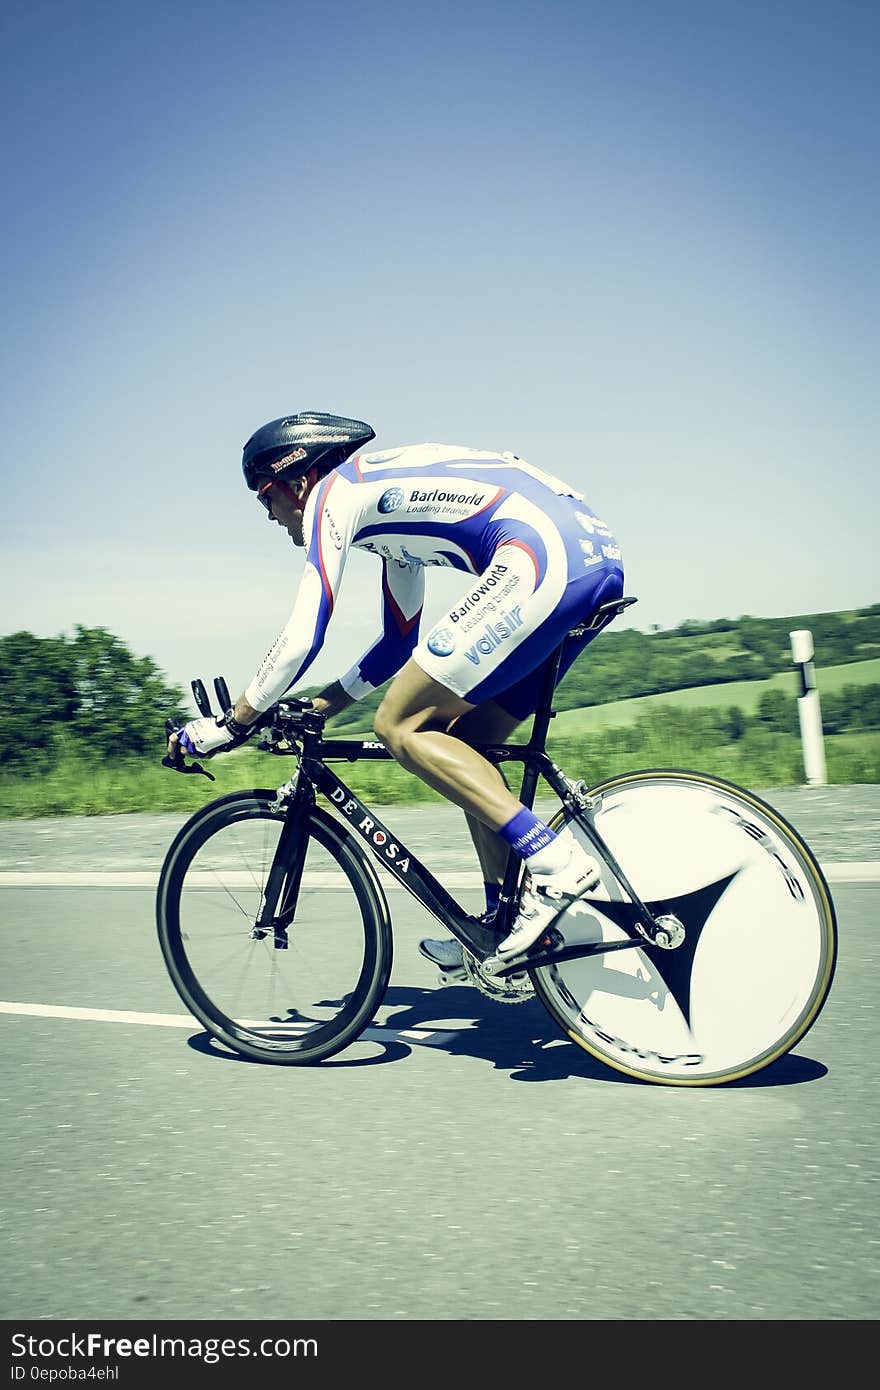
[532,770,838,1086]
[156,791,392,1064]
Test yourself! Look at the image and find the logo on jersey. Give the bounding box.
[408,487,486,507]
[323,507,343,550]
[360,540,409,569]
[602,543,622,561]
[448,563,510,622]
[404,484,492,520]
[400,543,446,568]
[575,510,611,538]
[378,487,404,513]
[463,607,524,665]
[427,627,456,657]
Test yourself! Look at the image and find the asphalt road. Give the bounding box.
[1,783,879,872]
[1,790,878,1323]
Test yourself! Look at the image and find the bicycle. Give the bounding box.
[157,596,838,1086]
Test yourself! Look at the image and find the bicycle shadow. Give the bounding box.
[186,980,827,1087]
[372,983,827,1087]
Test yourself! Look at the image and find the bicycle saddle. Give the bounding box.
[571,595,638,635]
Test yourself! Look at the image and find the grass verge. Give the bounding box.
[1,729,876,818]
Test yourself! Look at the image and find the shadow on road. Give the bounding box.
[184,982,828,1087]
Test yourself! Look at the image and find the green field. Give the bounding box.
[334,657,880,739]
[549,657,880,737]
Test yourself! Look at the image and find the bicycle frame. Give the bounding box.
[262,637,663,965]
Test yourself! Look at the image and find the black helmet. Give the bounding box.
[242,411,375,492]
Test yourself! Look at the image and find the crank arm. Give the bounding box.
[486,935,646,978]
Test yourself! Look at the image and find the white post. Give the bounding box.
[790,629,827,786]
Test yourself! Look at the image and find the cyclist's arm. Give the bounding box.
[338,557,425,700]
[243,477,351,713]
[309,681,355,718]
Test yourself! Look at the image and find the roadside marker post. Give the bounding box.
[790,629,827,786]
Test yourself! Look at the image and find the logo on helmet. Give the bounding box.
[271,448,308,473]
[378,487,404,513]
[427,628,456,658]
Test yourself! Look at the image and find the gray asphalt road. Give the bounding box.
[1,784,880,870]
[1,789,878,1323]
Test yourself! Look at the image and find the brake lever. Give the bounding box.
[161,752,216,780]
[162,719,216,780]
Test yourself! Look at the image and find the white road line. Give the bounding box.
[0,864,876,887]
[0,1001,194,1027]
[0,1000,442,1042]
[821,862,880,882]
[0,871,480,888]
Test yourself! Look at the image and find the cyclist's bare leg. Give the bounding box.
[374,661,526,832]
[312,677,518,884]
[446,701,524,889]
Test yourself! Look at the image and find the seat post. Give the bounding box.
[528,640,565,748]
[512,596,637,820]
[516,641,565,810]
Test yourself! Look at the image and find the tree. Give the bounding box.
[757,688,798,735]
[0,627,187,766]
[825,683,880,733]
[0,632,78,766]
[726,706,747,741]
[68,626,187,755]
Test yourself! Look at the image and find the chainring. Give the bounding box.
[462,949,535,1004]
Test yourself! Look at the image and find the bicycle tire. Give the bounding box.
[156,790,393,1064]
[531,768,837,1086]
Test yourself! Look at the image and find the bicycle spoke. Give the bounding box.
[157,794,391,1063]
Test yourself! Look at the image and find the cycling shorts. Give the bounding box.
[412,501,624,720]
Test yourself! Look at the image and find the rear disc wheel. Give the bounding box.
[531,770,837,1085]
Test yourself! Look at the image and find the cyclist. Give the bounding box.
[168,411,625,963]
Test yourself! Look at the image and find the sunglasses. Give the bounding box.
[257,477,301,518]
[257,469,315,519]
[257,478,278,514]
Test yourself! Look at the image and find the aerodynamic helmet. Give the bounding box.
[242,411,375,492]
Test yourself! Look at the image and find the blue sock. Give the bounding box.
[498,807,557,859]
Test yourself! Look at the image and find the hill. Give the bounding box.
[551,656,880,736]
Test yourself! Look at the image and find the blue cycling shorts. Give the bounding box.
[413,499,624,721]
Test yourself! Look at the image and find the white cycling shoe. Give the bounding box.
[496,832,600,957]
[419,937,466,970]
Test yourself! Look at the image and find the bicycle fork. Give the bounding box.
[251,773,314,948]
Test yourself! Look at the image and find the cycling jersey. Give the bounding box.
[243,444,623,718]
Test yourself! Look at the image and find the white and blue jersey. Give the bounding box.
[244,444,624,720]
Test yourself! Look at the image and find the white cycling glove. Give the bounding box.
[177,712,254,757]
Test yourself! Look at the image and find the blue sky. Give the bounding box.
[1,0,878,705]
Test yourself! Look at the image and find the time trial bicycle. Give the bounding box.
[157,596,837,1086]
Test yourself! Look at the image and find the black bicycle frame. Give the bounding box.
[260,637,662,965]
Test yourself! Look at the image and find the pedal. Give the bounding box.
[437,966,468,986]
